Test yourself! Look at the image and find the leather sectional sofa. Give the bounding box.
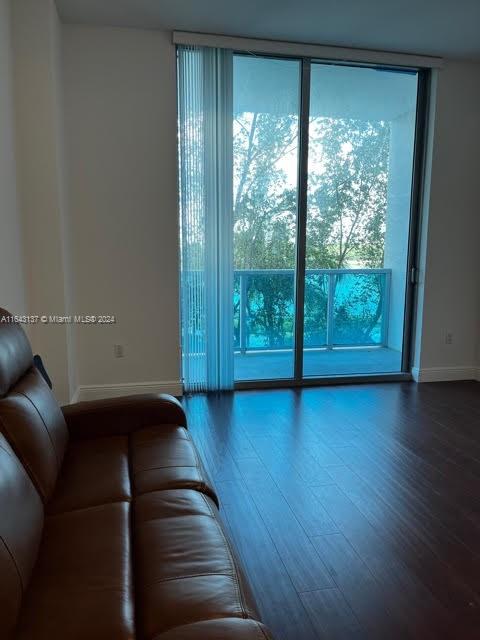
[0,309,272,639]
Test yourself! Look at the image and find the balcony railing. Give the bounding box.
[234,268,391,353]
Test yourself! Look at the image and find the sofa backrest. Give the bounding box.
[0,432,44,639]
[0,310,33,397]
[0,310,69,502]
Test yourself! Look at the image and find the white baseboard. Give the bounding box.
[71,380,183,403]
[411,366,478,383]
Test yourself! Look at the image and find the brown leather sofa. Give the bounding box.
[0,309,272,640]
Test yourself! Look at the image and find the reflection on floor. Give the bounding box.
[234,346,401,380]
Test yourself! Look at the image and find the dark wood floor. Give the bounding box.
[183,382,480,640]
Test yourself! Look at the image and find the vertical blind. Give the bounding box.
[177,46,234,392]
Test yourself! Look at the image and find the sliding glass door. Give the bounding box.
[302,63,419,378]
[233,55,301,381]
[233,56,420,383]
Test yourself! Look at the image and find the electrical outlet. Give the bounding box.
[113,344,125,358]
[445,332,453,345]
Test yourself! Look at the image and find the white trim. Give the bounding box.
[411,366,477,383]
[411,366,420,382]
[173,31,443,69]
[71,380,183,403]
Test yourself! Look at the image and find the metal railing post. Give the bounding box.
[239,272,247,354]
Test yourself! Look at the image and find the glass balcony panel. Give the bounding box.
[304,272,328,348]
[332,272,386,346]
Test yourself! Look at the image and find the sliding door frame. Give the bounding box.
[235,55,430,390]
[401,69,430,373]
[293,58,311,381]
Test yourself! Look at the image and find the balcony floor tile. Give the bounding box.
[234,347,401,381]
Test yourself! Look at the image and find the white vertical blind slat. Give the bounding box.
[178,46,234,392]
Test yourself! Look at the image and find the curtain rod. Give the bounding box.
[173,31,443,70]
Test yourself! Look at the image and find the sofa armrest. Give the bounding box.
[62,394,186,440]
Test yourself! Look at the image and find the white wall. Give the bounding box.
[0,0,27,315]
[384,110,417,353]
[413,61,480,381]
[53,8,78,400]
[62,26,181,396]
[12,0,73,404]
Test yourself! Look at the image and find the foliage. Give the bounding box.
[305,118,389,270]
[233,108,390,348]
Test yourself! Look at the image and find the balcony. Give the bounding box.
[234,268,401,380]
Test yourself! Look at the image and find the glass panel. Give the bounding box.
[304,272,328,347]
[233,55,301,381]
[332,272,387,346]
[303,63,418,377]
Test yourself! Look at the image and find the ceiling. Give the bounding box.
[55,0,480,60]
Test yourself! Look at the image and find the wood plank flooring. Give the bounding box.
[183,382,480,640]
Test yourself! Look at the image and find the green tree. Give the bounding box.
[306,118,389,269]
[233,111,298,347]
[233,110,390,348]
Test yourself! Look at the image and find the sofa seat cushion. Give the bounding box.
[16,501,134,640]
[156,618,272,639]
[135,489,259,639]
[130,426,217,505]
[47,435,131,515]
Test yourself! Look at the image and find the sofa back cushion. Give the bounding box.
[0,367,69,502]
[0,433,44,639]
